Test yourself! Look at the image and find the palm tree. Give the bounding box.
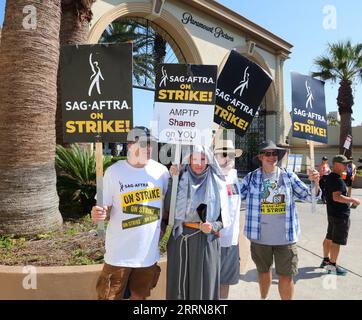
[153,33,167,73]
[0,0,63,236]
[56,0,96,146]
[100,20,155,87]
[312,41,362,157]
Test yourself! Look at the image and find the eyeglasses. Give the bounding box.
[222,153,235,159]
[260,151,278,157]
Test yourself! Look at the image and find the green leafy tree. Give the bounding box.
[312,41,362,157]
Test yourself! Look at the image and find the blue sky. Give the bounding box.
[0,0,3,27]
[1,0,362,127]
[218,0,362,126]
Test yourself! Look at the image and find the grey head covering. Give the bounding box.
[175,145,226,226]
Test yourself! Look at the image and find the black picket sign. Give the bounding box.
[60,43,133,143]
[291,72,328,144]
[214,50,272,137]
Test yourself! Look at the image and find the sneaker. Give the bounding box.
[319,259,330,268]
[325,264,348,276]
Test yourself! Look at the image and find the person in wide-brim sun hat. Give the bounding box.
[253,140,287,164]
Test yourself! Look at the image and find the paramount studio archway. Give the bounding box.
[89,4,277,171]
[88,3,202,155]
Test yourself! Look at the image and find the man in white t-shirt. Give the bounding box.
[91,127,170,300]
[213,136,242,299]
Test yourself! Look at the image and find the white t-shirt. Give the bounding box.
[102,159,170,267]
[220,169,241,247]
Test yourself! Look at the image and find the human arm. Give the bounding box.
[332,192,360,207]
[200,210,223,234]
[288,170,321,202]
[239,172,252,201]
[308,168,320,195]
[91,166,114,222]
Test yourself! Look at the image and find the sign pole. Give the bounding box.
[168,144,182,226]
[309,140,316,213]
[96,141,105,237]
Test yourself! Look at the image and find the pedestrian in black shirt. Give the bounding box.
[320,155,360,275]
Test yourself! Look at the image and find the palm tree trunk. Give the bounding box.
[0,0,63,236]
[56,0,94,146]
[339,112,352,157]
[337,80,353,157]
[153,33,166,71]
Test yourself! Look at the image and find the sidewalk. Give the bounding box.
[229,188,362,300]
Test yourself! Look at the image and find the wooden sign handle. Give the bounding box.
[168,144,181,226]
[96,142,105,237]
[309,140,316,213]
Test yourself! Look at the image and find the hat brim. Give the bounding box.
[253,149,287,164]
[214,148,243,158]
[336,160,352,165]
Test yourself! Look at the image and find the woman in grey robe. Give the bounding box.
[166,145,230,300]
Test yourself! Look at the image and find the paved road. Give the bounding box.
[229,188,362,300]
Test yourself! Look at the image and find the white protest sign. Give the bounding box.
[153,64,217,146]
[343,134,352,150]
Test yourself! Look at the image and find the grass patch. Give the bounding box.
[0,215,105,266]
[0,215,170,266]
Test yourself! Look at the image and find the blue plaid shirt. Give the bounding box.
[240,168,319,243]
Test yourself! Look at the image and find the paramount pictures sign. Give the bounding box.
[181,12,234,42]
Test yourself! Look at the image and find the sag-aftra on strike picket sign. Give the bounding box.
[291,72,328,144]
[214,50,272,137]
[60,43,133,143]
[153,63,217,146]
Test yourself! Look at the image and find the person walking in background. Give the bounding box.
[213,135,242,300]
[238,140,320,300]
[318,156,331,203]
[320,155,360,275]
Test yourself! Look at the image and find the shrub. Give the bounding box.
[55,144,114,218]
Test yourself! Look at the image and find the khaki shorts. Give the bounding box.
[250,242,298,276]
[96,263,161,300]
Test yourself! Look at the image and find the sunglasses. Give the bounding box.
[222,152,235,159]
[260,151,278,157]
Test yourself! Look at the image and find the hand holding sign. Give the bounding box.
[308,168,320,184]
[91,206,108,222]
